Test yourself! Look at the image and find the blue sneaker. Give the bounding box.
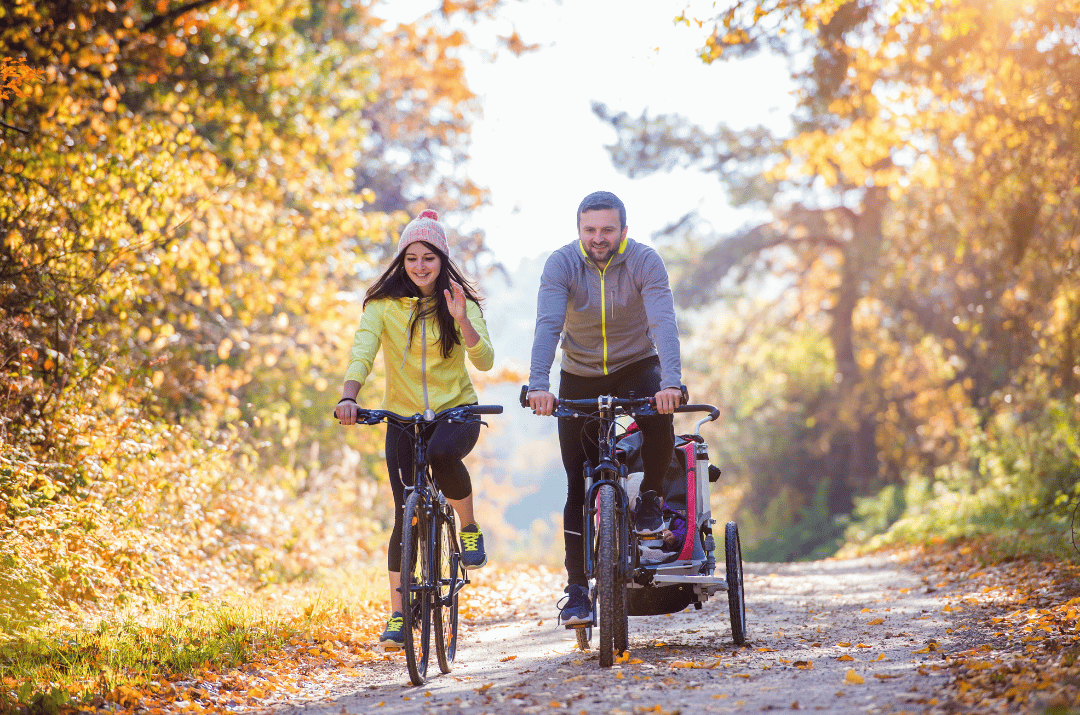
[459,523,488,569]
[559,584,592,626]
[379,611,404,652]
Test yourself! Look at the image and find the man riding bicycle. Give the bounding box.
[526,190,683,627]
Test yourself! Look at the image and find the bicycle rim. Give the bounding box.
[725,521,747,646]
[401,491,431,685]
[434,502,459,673]
[597,483,618,667]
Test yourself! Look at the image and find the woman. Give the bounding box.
[335,209,494,651]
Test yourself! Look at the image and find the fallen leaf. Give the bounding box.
[845,670,865,685]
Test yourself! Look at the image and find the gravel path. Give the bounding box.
[270,555,958,714]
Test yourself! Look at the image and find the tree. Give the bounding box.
[1,0,519,627]
[597,0,1080,556]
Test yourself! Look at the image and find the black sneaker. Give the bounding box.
[558,584,592,626]
[635,490,665,534]
[379,611,405,651]
[459,523,488,569]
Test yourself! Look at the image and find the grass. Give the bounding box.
[0,565,389,714]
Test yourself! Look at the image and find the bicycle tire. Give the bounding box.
[613,496,628,656]
[597,483,618,667]
[401,490,431,685]
[725,521,747,646]
[433,499,459,673]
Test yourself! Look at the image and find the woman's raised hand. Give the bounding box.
[444,279,467,323]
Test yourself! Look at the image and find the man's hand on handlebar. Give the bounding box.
[528,389,556,416]
[654,387,683,415]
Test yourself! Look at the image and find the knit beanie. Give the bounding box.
[397,210,449,257]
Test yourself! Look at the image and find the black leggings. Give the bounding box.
[558,356,675,587]
[385,419,480,571]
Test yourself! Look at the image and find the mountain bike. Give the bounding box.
[340,403,502,685]
[521,386,745,667]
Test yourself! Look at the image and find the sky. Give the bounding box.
[385,0,796,269]
[372,0,800,535]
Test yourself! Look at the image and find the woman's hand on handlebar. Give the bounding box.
[335,398,358,425]
[527,389,556,416]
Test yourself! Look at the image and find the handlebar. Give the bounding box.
[519,385,719,422]
[335,403,503,426]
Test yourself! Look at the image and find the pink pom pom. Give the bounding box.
[419,209,439,221]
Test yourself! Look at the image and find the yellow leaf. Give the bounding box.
[837,654,854,661]
[868,618,885,625]
[845,670,865,685]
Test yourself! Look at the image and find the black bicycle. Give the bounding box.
[521,386,744,667]
[340,403,502,685]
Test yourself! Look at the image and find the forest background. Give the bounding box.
[1,0,1078,668]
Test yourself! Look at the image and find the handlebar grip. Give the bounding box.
[519,385,530,408]
[470,405,503,415]
[674,404,720,421]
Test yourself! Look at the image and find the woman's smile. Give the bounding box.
[403,243,442,296]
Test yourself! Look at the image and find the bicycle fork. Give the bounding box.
[581,463,633,606]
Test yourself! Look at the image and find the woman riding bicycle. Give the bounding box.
[334,209,494,651]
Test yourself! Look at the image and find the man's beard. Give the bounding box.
[587,244,616,264]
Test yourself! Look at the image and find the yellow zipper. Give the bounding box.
[599,265,608,374]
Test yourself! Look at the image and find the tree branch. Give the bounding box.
[140,0,218,33]
[0,117,30,134]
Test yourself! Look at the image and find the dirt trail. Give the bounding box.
[267,554,965,715]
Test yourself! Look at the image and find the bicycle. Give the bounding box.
[338,403,502,685]
[520,386,745,667]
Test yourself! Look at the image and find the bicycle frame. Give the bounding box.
[396,416,468,616]
[340,403,501,685]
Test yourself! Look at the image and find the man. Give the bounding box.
[527,190,683,626]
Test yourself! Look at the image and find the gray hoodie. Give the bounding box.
[529,237,682,391]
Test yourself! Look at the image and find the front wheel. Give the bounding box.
[433,498,460,673]
[401,491,432,685]
[596,484,619,667]
[725,521,747,645]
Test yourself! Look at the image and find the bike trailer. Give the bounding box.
[616,425,723,616]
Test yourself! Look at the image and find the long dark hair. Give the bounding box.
[364,241,483,359]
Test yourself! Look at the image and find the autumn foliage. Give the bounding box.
[602,0,1080,560]
[0,0,509,637]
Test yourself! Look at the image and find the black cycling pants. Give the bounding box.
[385,419,480,571]
[558,356,675,587]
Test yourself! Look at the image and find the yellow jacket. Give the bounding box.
[345,297,494,415]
